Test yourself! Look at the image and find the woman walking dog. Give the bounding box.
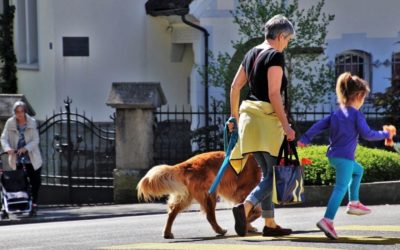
[228,14,295,237]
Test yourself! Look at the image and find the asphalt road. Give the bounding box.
[0,205,399,250]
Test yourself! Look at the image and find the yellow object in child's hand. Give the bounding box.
[383,125,396,147]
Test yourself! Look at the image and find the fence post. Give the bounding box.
[64,97,74,204]
[106,82,166,203]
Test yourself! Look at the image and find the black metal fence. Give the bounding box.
[154,104,395,165]
[153,105,229,165]
[38,98,115,204]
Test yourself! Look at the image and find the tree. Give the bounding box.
[373,79,400,125]
[202,0,335,114]
[0,0,18,93]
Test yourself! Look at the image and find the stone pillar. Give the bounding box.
[106,82,166,203]
[0,94,36,170]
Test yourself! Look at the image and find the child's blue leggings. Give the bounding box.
[324,157,364,220]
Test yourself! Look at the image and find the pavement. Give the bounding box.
[0,201,232,226]
[1,186,399,226]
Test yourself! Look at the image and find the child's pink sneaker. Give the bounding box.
[316,218,338,240]
[346,202,371,215]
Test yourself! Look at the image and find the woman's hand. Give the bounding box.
[284,125,295,141]
[227,117,238,133]
[7,149,15,155]
[17,147,27,155]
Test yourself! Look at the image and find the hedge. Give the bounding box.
[297,145,400,185]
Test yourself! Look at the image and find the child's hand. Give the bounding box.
[297,141,307,148]
[383,125,396,147]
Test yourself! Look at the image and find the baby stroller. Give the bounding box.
[0,151,32,219]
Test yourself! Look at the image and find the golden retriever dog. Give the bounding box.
[137,151,262,239]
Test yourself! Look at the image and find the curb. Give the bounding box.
[303,180,400,206]
[0,211,166,226]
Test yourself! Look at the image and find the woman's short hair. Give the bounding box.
[12,101,27,115]
[264,14,295,40]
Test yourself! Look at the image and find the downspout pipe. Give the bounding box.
[181,15,210,146]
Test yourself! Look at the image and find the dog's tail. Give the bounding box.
[137,164,187,202]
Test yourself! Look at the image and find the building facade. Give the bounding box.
[12,0,400,121]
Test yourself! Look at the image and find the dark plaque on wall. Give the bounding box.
[63,37,89,56]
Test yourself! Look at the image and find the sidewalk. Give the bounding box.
[1,180,399,226]
[0,201,232,226]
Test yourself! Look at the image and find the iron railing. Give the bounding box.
[154,104,395,165]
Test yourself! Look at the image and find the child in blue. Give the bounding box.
[298,72,396,240]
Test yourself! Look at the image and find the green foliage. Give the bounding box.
[373,81,400,125]
[298,145,400,185]
[202,0,336,112]
[0,2,18,93]
[298,145,334,185]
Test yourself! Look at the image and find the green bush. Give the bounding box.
[298,145,400,185]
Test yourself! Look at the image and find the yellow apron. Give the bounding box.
[230,100,284,174]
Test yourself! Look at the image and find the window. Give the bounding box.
[392,52,400,85]
[335,50,372,85]
[15,0,38,69]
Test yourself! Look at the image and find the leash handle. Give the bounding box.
[208,118,238,195]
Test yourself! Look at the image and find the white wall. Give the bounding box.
[145,18,195,111]
[318,0,400,39]
[15,0,400,121]
[15,0,56,120]
[299,0,400,93]
[15,0,199,121]
[52,0,148,121]
[197,0,400,96]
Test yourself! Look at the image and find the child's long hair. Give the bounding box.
[336,72,370,106]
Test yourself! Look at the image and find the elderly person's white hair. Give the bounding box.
[264,14,295,40]
[12,101,27,115]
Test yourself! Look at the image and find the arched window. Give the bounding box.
[392,52,400,85]
[335,50,372,84]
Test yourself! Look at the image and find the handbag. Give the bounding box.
[272,137,305,205]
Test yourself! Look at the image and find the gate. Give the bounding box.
[38,98,115,204]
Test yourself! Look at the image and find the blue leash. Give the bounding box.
[208,118,238,194]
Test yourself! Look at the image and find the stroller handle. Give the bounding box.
[0,150,17,156]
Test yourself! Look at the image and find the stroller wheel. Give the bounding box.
[1,211,8,220]
[29,206,37,217]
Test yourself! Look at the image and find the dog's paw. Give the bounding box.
[247,224,258,233]
[163,232,174,239]
[217,228,228,236]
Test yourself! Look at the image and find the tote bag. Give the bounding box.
[272,137,305,205]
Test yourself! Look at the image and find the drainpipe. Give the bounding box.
[181,14,210,150]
